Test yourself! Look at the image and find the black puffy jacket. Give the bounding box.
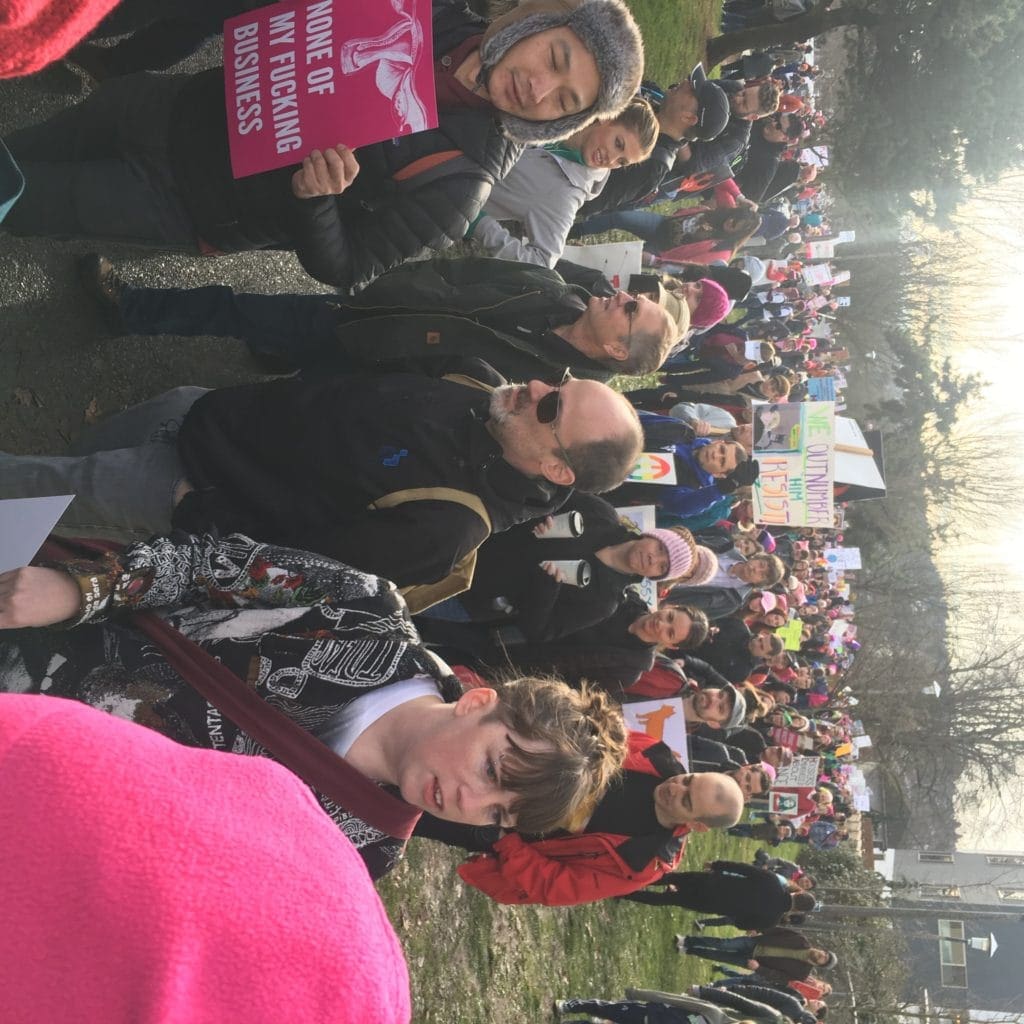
[167,0,521,291]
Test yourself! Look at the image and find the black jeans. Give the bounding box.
[4,73,195,248]
[119,284,342,363]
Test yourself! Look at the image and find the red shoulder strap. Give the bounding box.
[37,537,421,840]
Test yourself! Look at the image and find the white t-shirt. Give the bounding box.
[317,676,441,757]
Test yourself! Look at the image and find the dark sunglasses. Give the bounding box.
[773,114,802,140]
[624,298,639,340]
[535,368,575,473]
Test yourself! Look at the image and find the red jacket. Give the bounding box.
[457,732,689,905]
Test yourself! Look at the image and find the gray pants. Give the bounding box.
[0,387,207,540]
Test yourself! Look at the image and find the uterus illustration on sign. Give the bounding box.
[339,0,429,135]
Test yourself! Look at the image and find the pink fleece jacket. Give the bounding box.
[0,694,410,1024]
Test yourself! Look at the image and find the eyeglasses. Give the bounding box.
[624,298,639,343]
[535,368,575,473]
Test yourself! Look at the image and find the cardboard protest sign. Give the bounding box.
[806,377,836,402]
[616,505,658,609]
[799,145,829,167]
[801,263,833,287]
[0,495,74,573]
[768,788,818,817]
[752,401,835,528]
[824,546,861,571]
[562,241,644,290]
[225,0,438,177]
[835,230,856,244]
[626,452,677,485]
[774,755,820,789]
[776,617,804,651]
[770,725,813,752]
[804,240,834,259]
[621,697,689,767]
[767,757,820,819]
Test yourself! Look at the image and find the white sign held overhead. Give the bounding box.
[562,241,644,290]
[621,697,690,768]
[617,505,658,610]
[0,495,75,574]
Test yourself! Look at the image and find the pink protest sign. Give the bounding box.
[224,0,439,178]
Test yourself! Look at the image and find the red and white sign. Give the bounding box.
[225,0,438,177]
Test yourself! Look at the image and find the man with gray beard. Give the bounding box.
[0,363,642,600]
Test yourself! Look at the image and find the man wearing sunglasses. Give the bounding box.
[1,364,643,596]
[79,253,680,382]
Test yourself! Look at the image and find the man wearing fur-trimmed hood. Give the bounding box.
[4,0,644,292]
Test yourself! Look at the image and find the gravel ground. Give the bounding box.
[0,53,324,455]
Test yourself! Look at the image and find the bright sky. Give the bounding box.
[923,180,1024,849]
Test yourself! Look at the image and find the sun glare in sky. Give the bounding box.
[927,182,1024,847]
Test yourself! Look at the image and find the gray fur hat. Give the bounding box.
[479,0,644,143]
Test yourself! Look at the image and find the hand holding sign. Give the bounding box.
[0,567,80,629]
[291,144,360,198]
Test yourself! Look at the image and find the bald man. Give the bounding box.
[0,359,642,592]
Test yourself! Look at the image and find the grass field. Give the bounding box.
[380,829,791,1023]
[622,0,722,85]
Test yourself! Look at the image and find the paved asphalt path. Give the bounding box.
[1,53,330,455]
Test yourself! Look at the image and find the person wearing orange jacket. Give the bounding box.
[452,731,743,905]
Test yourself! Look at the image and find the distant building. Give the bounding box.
[877,848,1024,1014]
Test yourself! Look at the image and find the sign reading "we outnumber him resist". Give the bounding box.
[224,0,439,178]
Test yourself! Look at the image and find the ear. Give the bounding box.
[681,111,698,127]
[454,686,500,717]
[539,454,575,488]
[690,822,710,833]
[602,338,630,363]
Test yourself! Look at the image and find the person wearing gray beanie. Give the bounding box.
[3,0,643,292]
[477,0,645,143]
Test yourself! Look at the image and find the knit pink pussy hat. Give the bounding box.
[646,528,719,584]
[0,694,411,1023]
[692,278,732,328]
[1,0,119,77]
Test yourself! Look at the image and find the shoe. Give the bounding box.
[553,998,567,1015]
[77,253,125,326]
[693,920,705,933]
[675,933,689,952]
[712,964,728,975]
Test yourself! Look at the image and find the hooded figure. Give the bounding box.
[4,0,644,292]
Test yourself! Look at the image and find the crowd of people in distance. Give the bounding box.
[0,0,862,1020]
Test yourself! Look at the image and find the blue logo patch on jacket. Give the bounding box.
[379,446,409,467]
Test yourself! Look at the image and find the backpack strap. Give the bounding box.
[439,372,496,393]
[368,488,493,613]
[369,486,491,528]
[132,612,421,839]
[393,149,491,191]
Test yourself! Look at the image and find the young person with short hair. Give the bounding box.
[0,532,628,879]
[3,0,644,292]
